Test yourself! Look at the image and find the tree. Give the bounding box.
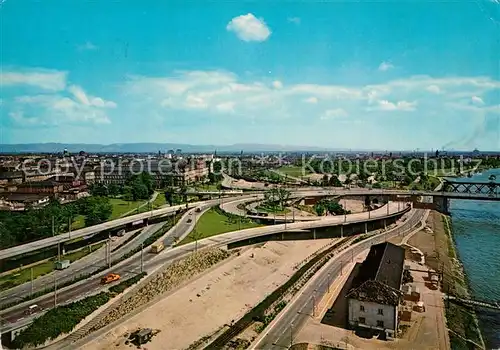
[321,174,329,186]
[108,183,121,197]
[164,189,174,206]
[79,197,112,226]
[314,203,325,216]
[328,175,342,187]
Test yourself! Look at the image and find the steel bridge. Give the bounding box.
[441,180,500,197]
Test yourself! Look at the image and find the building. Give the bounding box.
[346,242,405,338]
[0,193,50,211]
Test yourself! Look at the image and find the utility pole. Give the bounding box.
[140,243,144,273]
[68,217,71,239]
[312,290,317,317]
[57,240,61,261]
[53,273,57,307]
[52,215,55,237]
[290,322,294,347]
[284,211,287,230]
[344,198,347,223]
[30,267,34,297]
[108,238,111,268]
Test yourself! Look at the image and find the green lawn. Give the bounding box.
[255,204,291,215]
[71,215,86,230]
[178,208,262,245]
[277,166,310,178]
[0,243,105,291]
[152,192,167,208]
[194,183,222,192]
[109,198,147,219]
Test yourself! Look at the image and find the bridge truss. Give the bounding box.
[442,181,500,197]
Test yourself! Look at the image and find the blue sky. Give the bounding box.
[1,0,499,150]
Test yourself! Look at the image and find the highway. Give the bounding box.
[0,199,409,334]
[0,198,248,261]
[3,184,496,261]
[0,224,164,308]
[251,208,427,349]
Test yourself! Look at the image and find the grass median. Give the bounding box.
[0,243,105,291]
[178,207,262,246]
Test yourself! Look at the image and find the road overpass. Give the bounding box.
[0,200,411,342]
[250,208,428,349]
[0,195,257,261]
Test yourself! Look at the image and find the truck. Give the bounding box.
[150,242,164,254]
[101,273,121,284]
[55,260,70,270]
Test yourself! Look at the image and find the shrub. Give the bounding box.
[12,292,111,348]
[109,272,147,295]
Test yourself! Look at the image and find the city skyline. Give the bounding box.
[1,0,499,150]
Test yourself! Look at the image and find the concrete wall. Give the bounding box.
[348,299,397,334]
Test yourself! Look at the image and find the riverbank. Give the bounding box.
[407,211,485,350]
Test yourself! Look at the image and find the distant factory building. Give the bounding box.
[346,242,405,339]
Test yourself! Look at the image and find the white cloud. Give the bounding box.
[370,100,417,111]
[0,69,67,91]
[426,85,441,94]
[124,70,500,125]
[304,97,318,104]
[77,42,98,51]
[68,85,117,108]
[471,96,485,105]
[272,80,283,89]
[378,61,394,72]
[226,13,271,42]
[321,108,348,120]
[216,101,236,113]
[10,79,116,126]
[287,17,301,24]
[184,94,208,109]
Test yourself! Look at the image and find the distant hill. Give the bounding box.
[0,143,348,154]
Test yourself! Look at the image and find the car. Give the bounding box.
[187,218,192,223]
[101,273,121,284]
[24,304,43,315]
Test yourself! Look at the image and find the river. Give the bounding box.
[448,168,500,349]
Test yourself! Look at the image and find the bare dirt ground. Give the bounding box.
[81,239,339,350]
[342,199,364,214]
[296,219,450,350]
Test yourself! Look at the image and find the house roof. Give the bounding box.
[0,193,50,203]
[346,280,402,306]
[346,242,405,306]
[350,242,405,291]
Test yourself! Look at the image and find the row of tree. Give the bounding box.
[0,197,113,249]
[313,199,351,216]
[89,173,155,201]
[292,157,495,177]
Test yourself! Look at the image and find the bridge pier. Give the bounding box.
[313,229,316,240]
[433,196,450,214]
[340,225,343,238]
[365,222,368,234]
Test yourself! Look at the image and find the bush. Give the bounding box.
[12,292,111,348]
[109,272,147,294]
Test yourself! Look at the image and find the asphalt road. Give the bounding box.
[252,208,427,349]
[0,196,253,331]
[0,198,238,261]
[0,197,410,334]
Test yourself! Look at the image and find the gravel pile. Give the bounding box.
[86,248,231,336]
